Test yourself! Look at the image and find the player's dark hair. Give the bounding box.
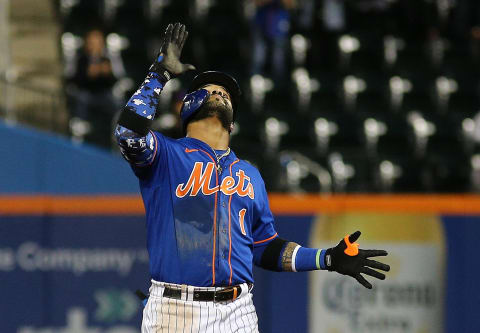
[187,71,241,121]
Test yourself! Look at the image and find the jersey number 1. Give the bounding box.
[238,208,247,236]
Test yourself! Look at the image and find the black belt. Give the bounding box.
[162,283,252,302]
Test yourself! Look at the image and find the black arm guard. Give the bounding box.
[259,237,288,272]
[117,107,153,136]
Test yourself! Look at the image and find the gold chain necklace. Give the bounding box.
[213,147,230,173]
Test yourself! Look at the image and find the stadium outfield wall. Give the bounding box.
[1,121,480,333]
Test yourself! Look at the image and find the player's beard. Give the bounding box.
[189,99,234,132]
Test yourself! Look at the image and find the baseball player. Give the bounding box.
[115,23,390,332]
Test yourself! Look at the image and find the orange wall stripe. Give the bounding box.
[0,195,145,216]
[268,194,480,215]
[2,194,480,216]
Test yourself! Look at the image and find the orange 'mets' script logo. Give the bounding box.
[176,162,255,199]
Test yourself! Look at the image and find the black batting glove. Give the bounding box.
[325,231,390,289]
[150,22,196,80]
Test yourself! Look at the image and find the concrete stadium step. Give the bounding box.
[9,0,62,89]
[7,0,67,132]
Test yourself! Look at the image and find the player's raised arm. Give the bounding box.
[114,23,195,167]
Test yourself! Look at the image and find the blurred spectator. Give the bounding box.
[293,0,316,32]
[322,0,345,32]
[251,0,294,86]
[457,2,480,64]
[66,28,124,147]
[471,26,480,65]
[451,0,479,39]
[471,111,480,144]
[345,0,398,33]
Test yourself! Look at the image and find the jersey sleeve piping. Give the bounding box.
[253,233,278,245]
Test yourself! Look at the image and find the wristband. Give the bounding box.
[319,249,327,270]
[149,55,172,82]
[294,247,326,272]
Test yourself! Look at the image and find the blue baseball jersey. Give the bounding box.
[135,134,277,287]
[115,70,279,287]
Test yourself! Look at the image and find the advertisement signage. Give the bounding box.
[309,214,445,333]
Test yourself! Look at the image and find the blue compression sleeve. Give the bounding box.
[253,241,328,272]
[115,58,168,166]
[123,70,167,119]
[293,247,327,272]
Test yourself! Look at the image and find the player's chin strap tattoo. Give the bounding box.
[258,231,390,289]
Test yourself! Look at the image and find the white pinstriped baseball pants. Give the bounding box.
[142,280,259,333]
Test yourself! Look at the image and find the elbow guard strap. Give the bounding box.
[260,237,287,271]
[117,108,153,136]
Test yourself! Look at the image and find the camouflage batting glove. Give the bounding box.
[325,231,390,289]
[150,22,196,81]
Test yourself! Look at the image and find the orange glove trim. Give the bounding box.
[344,235,359,256]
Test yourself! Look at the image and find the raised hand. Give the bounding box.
[325,231,390,289]
[151,22,195,79]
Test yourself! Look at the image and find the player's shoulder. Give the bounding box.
[235,156,263,179]
[236,157,257,170]
[151,131,185,147]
